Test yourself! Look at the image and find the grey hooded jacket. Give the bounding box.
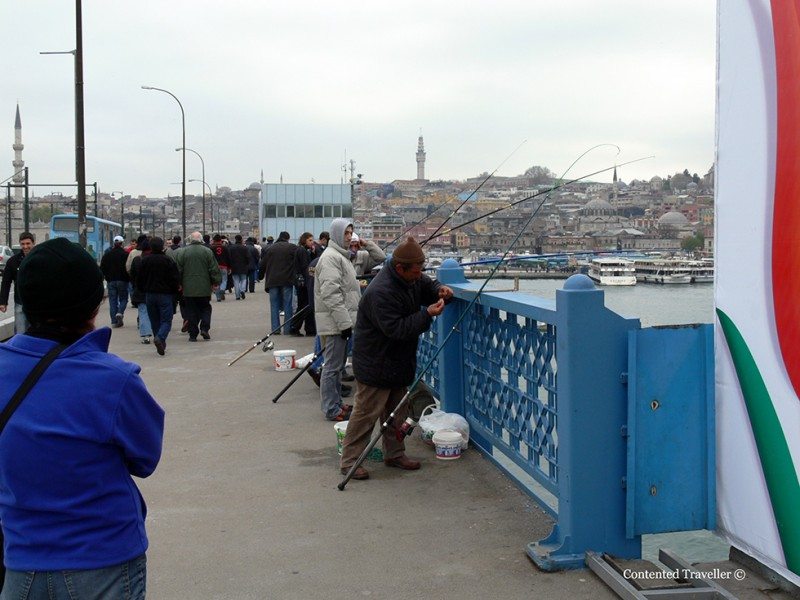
[313,218,361,335]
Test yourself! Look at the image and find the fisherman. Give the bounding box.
[348,232,385,277]
[340,236,453,480]
[314,219,360,421]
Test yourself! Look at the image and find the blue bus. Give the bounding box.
[49,214,122,260]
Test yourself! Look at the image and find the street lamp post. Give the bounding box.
[178,147,205,234]
[40,0,87,248]
[189,178,213,233]
[111,191,125,236]
[141,85,186,240]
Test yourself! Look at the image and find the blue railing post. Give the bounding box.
[527,274,642,570]
[435,259,468,414]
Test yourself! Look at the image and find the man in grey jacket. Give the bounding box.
[314,218,361,421]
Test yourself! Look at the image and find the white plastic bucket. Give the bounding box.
[432,429,463,460]
[273,349,296,371]
[333,421,383,461]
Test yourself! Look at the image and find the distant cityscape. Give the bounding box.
[6,108,713,256]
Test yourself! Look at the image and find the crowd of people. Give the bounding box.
[0,221,453,597]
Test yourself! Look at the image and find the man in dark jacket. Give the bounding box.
[228,234,251,300]
[0,231,35,334]
[340,237,453,480]
[137,237,181,356]
[100,235,130,327]
[246,238,260,293]
[257,232,298,334]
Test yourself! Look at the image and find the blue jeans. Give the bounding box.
[107,280,129,321]
[138,304,152,337]
[14,303,28,335]
[145,293,174,343]
[320,334,348,419]
[216,270,228,301]
[0,554,146,600]
[268,286,294,334]
[232,274,248,299]
[311,336,324,370]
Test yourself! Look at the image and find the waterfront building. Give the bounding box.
[259,183,351,241]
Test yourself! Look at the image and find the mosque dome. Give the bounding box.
[582,198,615,215]
[247,182,262,191]
[657,211,689,228]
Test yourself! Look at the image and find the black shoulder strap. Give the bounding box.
[0,343,67,435]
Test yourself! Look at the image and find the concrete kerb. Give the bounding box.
[75,288,618,598]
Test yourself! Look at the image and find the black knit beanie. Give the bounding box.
[18,238,104,323]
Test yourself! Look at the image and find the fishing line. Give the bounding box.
[338,152,648,489]
[435,154,652,239]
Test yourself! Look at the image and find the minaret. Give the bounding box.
[416,133,426,181]
[12,103,24,203]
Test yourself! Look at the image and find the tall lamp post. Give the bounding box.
[111,191,125,237]
[178,147,205,234]
[40,0,87,248]
[141,85,186,240]
[189,178,213,233]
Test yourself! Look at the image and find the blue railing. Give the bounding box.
[419,259,643,570]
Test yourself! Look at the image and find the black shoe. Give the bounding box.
[241,292,245,299]
[181,320,189,333]
[200,330,210,340]
[341,385,353,398]
[188,337,197,342]
[307,368,321,387]
[290,331,303,337]
[342,373,355,382]
[154,337,166,356]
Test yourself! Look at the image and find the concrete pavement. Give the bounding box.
[99,286,614,599]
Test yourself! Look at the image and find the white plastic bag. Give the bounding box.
[295,353,315,370]
[418,407,469,449]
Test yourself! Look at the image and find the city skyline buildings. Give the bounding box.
[2,2,715,197]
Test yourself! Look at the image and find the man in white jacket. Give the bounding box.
[314,218,361,421]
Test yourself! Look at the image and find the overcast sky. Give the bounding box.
[1,1,716,198]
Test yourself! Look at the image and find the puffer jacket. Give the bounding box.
[314,218,360,335]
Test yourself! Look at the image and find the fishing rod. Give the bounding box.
[338,151,648,490]
[272,357,318,403]
[431,154,652,240]
[381,139,527,250]
[226,305,310,367]
[338,185,551,489]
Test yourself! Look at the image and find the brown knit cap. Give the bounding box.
[392,236,426,265]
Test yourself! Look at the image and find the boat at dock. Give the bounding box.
[587,257,637,286]
[633,258,710,284]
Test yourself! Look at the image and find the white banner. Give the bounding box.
[716,0,800,583]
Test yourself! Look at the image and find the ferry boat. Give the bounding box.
[686,259,714,283]
[587,257,637,286]
[633,259,692,284]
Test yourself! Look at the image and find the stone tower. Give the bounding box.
[416,134,426,181]
[12,103,24,203]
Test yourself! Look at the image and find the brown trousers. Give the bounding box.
[340,381,409,469]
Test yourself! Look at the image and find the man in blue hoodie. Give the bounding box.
[0,238,164,597]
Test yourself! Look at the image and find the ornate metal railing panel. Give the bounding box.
[462,305,558,493]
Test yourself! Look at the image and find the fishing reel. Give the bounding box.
[261,339,275,352]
